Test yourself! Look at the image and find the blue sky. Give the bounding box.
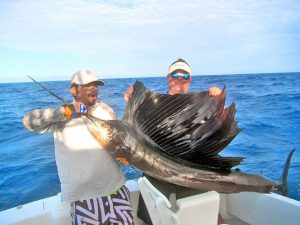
[0,0,299,83]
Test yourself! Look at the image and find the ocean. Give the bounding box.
[0,73,299,211]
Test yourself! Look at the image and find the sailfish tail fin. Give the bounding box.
[278,148,296,196]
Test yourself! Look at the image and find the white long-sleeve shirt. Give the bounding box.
[22,101,125,202]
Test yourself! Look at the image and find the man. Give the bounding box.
[125,59,221,100]
[124,59,223,225]
[23,70,134,225]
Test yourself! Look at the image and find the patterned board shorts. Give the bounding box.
[71,185,134,225]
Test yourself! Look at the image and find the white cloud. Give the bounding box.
[0,0,299,78]
[0,0,297,50]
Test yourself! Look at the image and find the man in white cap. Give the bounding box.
[124,58,221,101]
[124,58,223,225]
[23,69,134,225]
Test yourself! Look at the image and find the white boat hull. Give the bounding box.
[0,180,299,225]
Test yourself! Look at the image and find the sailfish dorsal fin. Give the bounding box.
[123,81,243,170]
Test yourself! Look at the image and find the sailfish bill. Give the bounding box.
[83,81,295,194]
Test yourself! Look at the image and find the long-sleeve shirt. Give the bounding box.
[22,101,125,202]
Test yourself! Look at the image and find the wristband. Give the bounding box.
[64,105,75,119]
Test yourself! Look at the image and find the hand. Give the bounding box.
[124,86,134,103]
[64,102,88,119]
[115,157,129,165]
[208,86,222,97]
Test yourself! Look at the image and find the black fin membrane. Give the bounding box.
[123,81,243,170]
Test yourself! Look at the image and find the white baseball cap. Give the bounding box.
[168,59,191,75]
[71,69,104,86]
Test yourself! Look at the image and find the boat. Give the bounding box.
[0,178,299,225]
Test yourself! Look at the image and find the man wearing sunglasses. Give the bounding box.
[168,58,222,96]
[124,58,222,101]
[124,58,223,225]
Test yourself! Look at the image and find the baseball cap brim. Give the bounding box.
[169,61,191,74]
[71,70,104,86]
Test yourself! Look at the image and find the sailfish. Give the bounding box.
[28,76,295,195]
[83,81,295,195]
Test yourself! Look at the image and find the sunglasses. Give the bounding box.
[170,73,191,80]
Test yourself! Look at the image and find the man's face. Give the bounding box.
[75,81,99,106]
[167,69,191,95]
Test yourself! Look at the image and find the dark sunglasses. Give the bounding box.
[170,73,191,80]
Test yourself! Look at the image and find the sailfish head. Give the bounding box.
[82,116,113,149]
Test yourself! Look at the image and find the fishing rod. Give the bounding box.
[27,75,69,105]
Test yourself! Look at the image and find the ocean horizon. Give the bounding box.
[0,72,299,211]
[1,71,300,84]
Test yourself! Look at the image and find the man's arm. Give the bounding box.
[22,106,69,133]
[23,101,93,133]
